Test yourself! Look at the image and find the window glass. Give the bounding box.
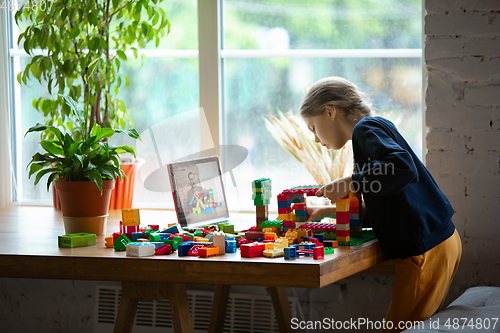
[11,0,198,206]
[222,0,422,211]
[223,0,422,50]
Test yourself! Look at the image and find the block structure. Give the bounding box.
[252,178,272,230]
[335,194,350,243]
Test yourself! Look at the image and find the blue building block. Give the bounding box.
[258,238,265,242]
[314,234,324,243]
[161,224,183,234]
[178,241,195,256]
[131,232,143,242]
[294,209,308,217]
[225,238,237,253]
[151,242,165,250]
[284,247,297,260]
[278,201,290,208]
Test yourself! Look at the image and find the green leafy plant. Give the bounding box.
[25,96,143,193]
[15,0,170,140]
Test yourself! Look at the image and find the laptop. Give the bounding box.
[167,156,255,230]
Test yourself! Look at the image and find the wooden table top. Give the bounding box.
[0,206,386,288]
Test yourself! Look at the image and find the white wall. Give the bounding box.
[425,0,500,300]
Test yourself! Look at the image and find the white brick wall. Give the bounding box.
[425,0,500,297]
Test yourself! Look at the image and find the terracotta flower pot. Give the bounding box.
[55,179,115,236]
[109,160,144,210]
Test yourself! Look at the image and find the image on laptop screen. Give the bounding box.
[168,156,230,226]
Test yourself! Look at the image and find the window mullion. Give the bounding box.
[197,0,221,156]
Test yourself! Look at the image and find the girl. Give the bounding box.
[301,77,461,333]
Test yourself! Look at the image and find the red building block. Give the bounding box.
[112,232,121,242]
[187,244,205,256]
[278,207,292,214]
[277,193,289,202]
[240,243,265,258]
[155,244,172,255]
[313,246,325,259]
[336,230,350,237]
[245,231,265,240]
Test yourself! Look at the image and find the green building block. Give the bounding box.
[194,230,204,237]
[338,230,375,246]
[222,224,234,234]
[252,192,272,200]
[260,220,283,228]
[324,247,335,254]
[58,233,97,248]
[144,229,157,238]
[114,234,131,251]
[149,233,162,242]
[253,198,271,206]
[324,232,336,240]
[252,178,271,188]
[163,239,176,251]
[184,232,195,240]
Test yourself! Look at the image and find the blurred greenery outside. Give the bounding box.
[12,0,422,210]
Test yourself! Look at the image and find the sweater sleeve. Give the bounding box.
[352,127,418,195]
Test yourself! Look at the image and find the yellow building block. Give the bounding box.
[264,243,275,250]
[274,237,288,249]
[105,235,114,248]
[264,232,277,241]
[296,229,307,238]
[121,209,140,226]
[336,204,350,212]
[338,236,350,243]
[277,213,291,221]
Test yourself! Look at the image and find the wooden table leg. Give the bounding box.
[208,284,231,333]
[269,286,293,333]
[114,281,193,333]
[167,283,194,333]
[113,296,139,333]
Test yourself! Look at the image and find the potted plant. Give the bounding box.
[26,96,142,235]
[15,0,170,209]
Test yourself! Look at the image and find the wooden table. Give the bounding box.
[0,206,386,333]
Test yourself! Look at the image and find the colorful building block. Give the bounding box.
[126,242,155,257]
[114,233,131,251]
[155,244,173,255]
[213,231,225,255]
[284,246,297,260]
[198,246,219,257]
[225,239,237,253]
[58,233,97,248]
[263,248,284,258]
[121,209,140,226]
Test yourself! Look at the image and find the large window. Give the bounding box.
[7,0,422,211]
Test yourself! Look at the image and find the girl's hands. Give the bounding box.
[306,206,336,222]
[315,176,353,204]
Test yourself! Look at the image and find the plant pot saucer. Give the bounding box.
[62,215,108,236]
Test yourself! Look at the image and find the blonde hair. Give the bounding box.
[300,77,373,122]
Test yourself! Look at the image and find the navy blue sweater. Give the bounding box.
[351,117,455,259]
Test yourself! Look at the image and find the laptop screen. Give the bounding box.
[167,156,230,226]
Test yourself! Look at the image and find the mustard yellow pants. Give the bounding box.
[382,229,462,333]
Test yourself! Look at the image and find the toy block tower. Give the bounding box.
[252,178,272,231]
[335,194,350,243]
[349,192,362,238]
